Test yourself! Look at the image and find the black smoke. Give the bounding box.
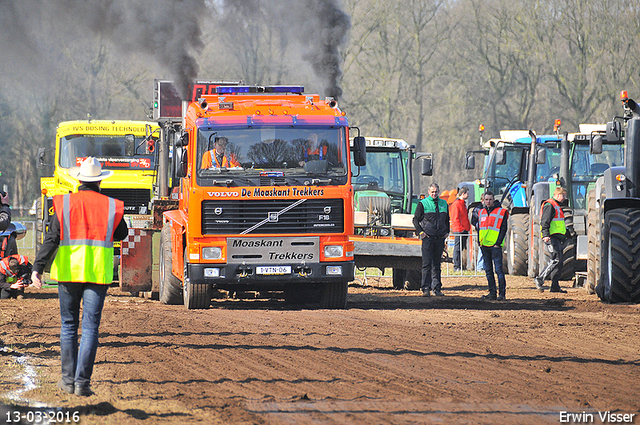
[222,0,351,100]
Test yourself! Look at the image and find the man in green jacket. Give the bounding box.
[413,183,450,297]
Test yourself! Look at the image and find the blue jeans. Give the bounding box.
[58,283,108,389]
[480,245,506,296]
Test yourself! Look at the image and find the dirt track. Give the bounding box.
[1,275,639,424]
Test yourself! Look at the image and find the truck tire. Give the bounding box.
[405,270,421,290]
[159,224,183,305]
[527,203,539,278]
[392,269,406,289]
[183,250,211,309]
[506,213,528,276]
[596,208,640,303]
[560,208,576,281]
[319,281,348,309]
[585,189,600,294]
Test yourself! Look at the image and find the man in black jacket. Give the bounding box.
[413,183,450,297]
[534,187,568,293]
[471,191,509,300]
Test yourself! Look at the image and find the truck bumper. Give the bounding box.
[187,260,354,289]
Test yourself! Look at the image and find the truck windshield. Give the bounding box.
[59,135,155,170]
[196,127,348,177]
[351,149,405,195]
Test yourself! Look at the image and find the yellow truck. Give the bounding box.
[35,119,160,279]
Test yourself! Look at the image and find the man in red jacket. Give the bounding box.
[450,187,471,271]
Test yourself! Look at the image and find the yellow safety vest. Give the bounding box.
[479,207,507,247]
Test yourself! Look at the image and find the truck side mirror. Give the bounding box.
[421,154,433,176]
[124,134,136,156]
[465,154,475,170]
[590,134,603,155]
[495,148,506,165]
[352,136,366,166]
[606,121,622,142]
[36,148,46,169]
[176,132,189,147]
[175,147,188,178]
[536,147,546,164]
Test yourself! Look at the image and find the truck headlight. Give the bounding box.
[324,245,343,258]
[202,247,222,260]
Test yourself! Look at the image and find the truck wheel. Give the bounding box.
[585,189,600,294]
[159,224,183,305]
[392,269,406,289]
[560,208,576,281]
[183,250,211,309]
[404,270,421,290]
[506,213,528,276]
[319,281,348,309]
[284,284,318,304]
[596,208,640,303]
[527,204,539,278]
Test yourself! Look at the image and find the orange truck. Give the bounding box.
[153,82,365,309]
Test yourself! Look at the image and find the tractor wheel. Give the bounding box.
[319,281,348,309]
[506,213,528,276]
[596,208,640,303]
[585,189,600,294]
[159,223,183,305]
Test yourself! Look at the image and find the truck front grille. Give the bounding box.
[202,198,344,234]
[100,188,151,213]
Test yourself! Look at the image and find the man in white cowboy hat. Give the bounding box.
[31,157,128,397]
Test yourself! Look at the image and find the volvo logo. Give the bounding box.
[214,207,223,215]
[268,212,279,222]
[324,206,332,214]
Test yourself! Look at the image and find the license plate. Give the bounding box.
[256,266,291,275]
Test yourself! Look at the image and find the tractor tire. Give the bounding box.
[319,281,348,309]
[405,270,422,290]
[159,223,183,305]
[585,189,600,294]
[560,208,576,281]
[392,268,406,289]
[596,208,640,303]
[506,213,528,276]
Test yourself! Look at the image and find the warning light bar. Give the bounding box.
[216,86,304,95]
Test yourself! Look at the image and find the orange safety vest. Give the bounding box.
[0,254,29,276]
[51,191,124,284]
[202,149,239,168]
[478,207,507,247]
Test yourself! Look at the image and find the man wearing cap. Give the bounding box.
[31,157,128,397]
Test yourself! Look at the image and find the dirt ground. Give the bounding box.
[1,274,639,425]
